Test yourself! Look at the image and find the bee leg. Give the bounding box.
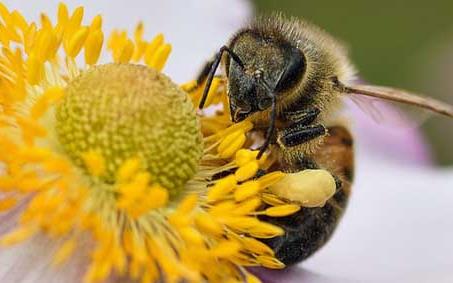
[278,124,327,147]
[285,107,321,125]
[262,126,354,266]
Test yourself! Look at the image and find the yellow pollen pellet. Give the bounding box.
[207,175,237,203]
[234,181,261,202]
[149,43,171,71]
[84,29,103,65]
[67,27,89,58]
[264,204,301,217]
[235,149,259,167]
[116,158,141,183]
[235,160,259,182]
[81,150,105,177]
[270,169,336,207]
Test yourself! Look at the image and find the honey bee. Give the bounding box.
[197,14,453,265]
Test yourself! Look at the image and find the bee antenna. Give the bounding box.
[198,46,244,109]
[257,80,276,160]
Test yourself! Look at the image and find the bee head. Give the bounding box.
[226,30,306,122]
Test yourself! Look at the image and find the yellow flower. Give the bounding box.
[0,3,302,283]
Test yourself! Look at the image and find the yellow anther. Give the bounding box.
[203,77,220,106]
[194,213,224,236]
[90,14,103,31]
[210,241,241,258]
[147,185,169,209]
[0,197,17,211]
[84,29,103,65]
[134,21,144,41]
[257,171,286,188]
[26,53,44,85]
[218,130,246,159]
[235,160,259,182]
[116,158,141,183]
[40,13,53,30]
[68,6,84,31]
[179,227,204,246]
[246,273,262,283]
[218,216,260,231]
[17,147,51,162]
[260,193,286,206]
[176,194,198,214]
[270,169,336,207]
[11,10,28,32]
[57,3,69,26]
[207,175,237,203]
[81,150,105,177]
[144,33,164,65]
[234,181,261,202]
[241,237,274,256]
[148,43,171,71]
[0,226,36,246]
[53,238,76,266]
[116,39,134,63]
[67,27,89,58]
[16,116,47,143]
[233,197,261,215]
[235,149,259,167]
[247,222,284,238]
[31,87,63,119]
[264,204,301,217]
[35,28,58,61]
[180,80,197,92]
[256,255,285,269]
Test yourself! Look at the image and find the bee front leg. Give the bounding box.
[277,107,327,148]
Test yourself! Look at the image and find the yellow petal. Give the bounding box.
[81,150,105,177]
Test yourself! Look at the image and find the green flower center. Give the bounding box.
[56,63,203,196]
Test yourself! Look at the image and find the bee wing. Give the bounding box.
[343,84,453,118]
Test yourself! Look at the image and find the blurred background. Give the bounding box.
[255,0,453,166]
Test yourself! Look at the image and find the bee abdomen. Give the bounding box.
[262,126,354,265]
